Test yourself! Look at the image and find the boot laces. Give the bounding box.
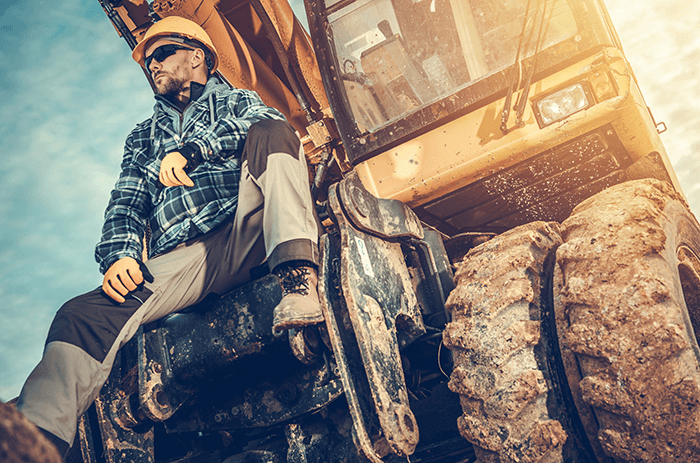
[278,266,311,296]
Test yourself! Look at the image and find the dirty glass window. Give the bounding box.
[326,0,578,133]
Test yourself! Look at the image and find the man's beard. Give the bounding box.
[155,73,188,98]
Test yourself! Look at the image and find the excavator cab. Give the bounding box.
[308,0,681,236]
[315,0,576,134]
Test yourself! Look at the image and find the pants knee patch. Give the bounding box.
[47,287,152,362]
[243,120,300,179]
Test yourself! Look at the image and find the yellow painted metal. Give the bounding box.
[355,47,681,207]
[254,0,329,111]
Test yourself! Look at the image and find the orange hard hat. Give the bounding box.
[132,16,219,73]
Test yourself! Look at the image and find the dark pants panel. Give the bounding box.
[244,120,301,179]
[47,286,152,363]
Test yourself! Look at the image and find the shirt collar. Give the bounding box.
[189,81,206,102]
[155,80,208,112]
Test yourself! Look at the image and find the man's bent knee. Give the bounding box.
[244,120,301,179]
[47,287,150,363]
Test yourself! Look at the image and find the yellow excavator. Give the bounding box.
[48,0,700,462]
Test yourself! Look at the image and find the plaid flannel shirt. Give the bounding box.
[95,77,286,274]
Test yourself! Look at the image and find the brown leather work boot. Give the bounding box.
[272,263,324,334]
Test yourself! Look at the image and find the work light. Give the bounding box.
[534,82,594,127]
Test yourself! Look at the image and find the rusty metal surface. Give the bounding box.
[93,349,155,463]
[162,351,343,432]
[306,119,333,148]
[79,272,347,460]
[288,327,323,365]
[76,414,97,463]
[338,170,424,241]
[406,235,452,328]
[131,273,345,432]
[137,324,191,422]
[326,182,426,458]
[161,275,282,384]
[318,232,384,463]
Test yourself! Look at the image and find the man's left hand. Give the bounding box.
[159,152,195,187]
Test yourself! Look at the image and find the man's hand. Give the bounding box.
[159,152,194,187]
[103,256,144,303]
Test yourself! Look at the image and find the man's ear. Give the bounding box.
[191,48,206,69]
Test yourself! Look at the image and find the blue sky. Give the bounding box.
[0,0,153,399]
[1,0,699,401]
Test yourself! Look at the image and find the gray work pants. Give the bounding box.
[16,120,319,445]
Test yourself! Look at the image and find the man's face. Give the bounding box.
[144,38,194,97]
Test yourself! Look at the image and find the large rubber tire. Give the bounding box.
[0,401,62,463]
[556,179,700,462]
[443,222,568,463]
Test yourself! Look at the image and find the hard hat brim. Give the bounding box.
[131,17,219,73]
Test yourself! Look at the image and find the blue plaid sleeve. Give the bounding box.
[94,129,152,274]
[187,89,286,163]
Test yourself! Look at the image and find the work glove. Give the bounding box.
[102,256,154,303]
[159,151,195,187]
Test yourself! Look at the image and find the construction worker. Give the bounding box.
[15,16,323,458]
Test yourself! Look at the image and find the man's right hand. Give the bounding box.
[103,256,144,303]
[159,152,195,187]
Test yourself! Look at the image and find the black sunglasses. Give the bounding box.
[145,44,194,69]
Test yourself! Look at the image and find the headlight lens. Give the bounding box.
[535,83,592,127]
